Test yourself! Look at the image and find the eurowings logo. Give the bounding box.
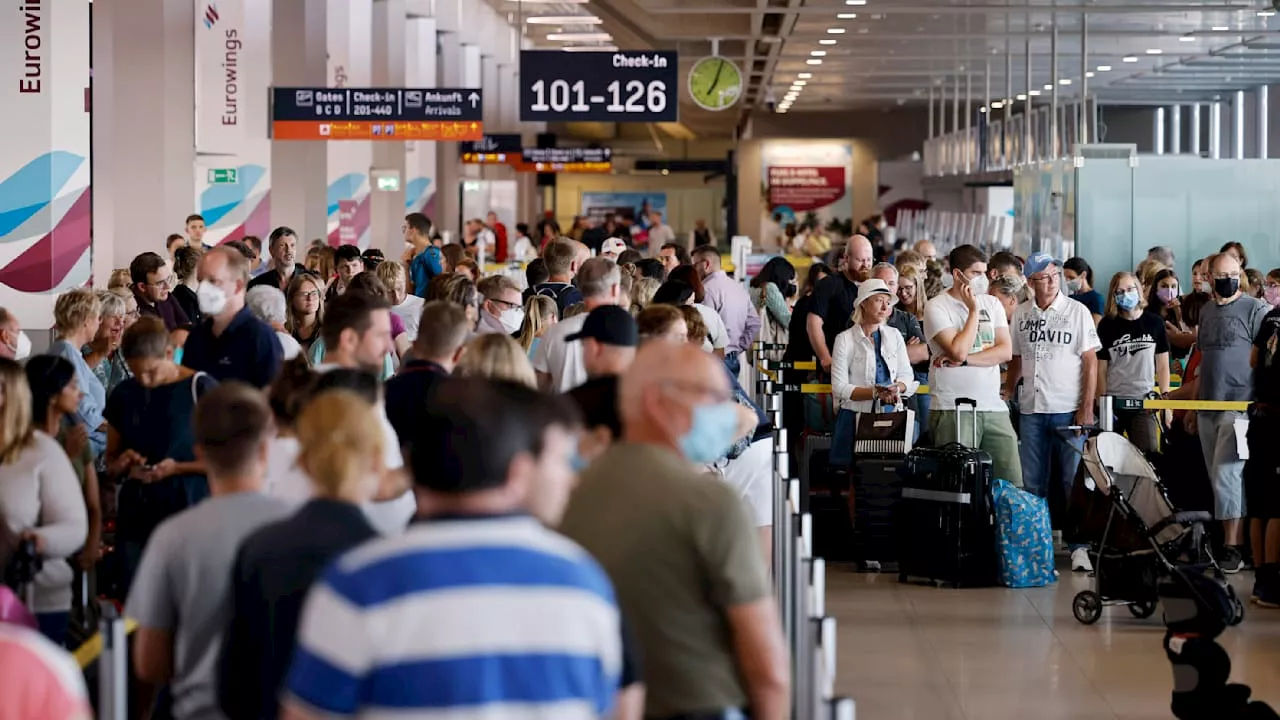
[203,4,220,29]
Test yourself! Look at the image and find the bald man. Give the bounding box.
[807,235,874,371]
[182,246,283,387]
[913,239,937,264]
[559,343,789,720]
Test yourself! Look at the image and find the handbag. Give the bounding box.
[756,291,789,362]
[854,399,915,456]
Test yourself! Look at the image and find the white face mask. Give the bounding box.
[967,273,989,295]
[500,307,526,334]
[14,331,30,361]
[197,280,229,315]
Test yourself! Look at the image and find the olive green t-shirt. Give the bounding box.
[559,442,771,716]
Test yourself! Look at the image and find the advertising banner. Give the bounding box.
[194,0,245,155]
[759,141,852,240]
[581,192,667,225]
[0,0,91,327]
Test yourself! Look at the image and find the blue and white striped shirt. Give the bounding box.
[285,514,622,719]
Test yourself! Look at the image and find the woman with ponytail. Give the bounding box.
[219,388,384,720]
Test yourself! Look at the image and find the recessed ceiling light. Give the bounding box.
[845,0,867,5]
[979,106,987,113]
[1028,90,1041,96]
[1085,71,1094,77]
[1044,84,1053,90]
[1258,9,1276,17]
[798,72,812,79]
[1122,55,1139,62]
[1146,48,1163,54]
[1212,25,1230,31]
[561,44,619,52]
[857,27,868,33]
[1097,65,1112,71]
[837,13,857,19]
[525,15,603,24]
[1179,35,1196,42]
[806,59,823,65]
[793,80,807,86]
[827,27,846,34]
[546,32,612,41]
[991,101,1004,109]
[1060,78,1072,85]
[1016,94,1027,100]
[810,50,827,56]
[819,39,838,45]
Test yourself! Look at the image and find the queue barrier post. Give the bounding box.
[1098,395,1114,433]
[99,601,128,720]
[829,697,857,719]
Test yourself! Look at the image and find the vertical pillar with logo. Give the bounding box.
[404,18,439,223]
[369,0,407,258]
[194,0,272,246]
[325,0,373,249]
[270,0,328,242]
[1,0,91,330]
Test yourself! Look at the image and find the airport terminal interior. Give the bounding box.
[6,0,1280,718]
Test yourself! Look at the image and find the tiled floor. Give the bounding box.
[826,564,1280,719]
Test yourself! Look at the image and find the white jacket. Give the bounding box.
[831,323,919,413]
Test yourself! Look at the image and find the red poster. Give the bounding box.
[338,200,358,244]
[767,166,847,211]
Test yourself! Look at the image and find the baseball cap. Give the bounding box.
[601,237,628,258]
[1023,251,1062,279]
[565,305,638,347]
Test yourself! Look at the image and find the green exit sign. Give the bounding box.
[207,168,239,184]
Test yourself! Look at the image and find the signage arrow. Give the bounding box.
[468,92,480,108]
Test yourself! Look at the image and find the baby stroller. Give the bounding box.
[1065,429,1241,625]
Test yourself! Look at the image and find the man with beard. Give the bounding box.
[807,235,874,372]
[249,227,309,292]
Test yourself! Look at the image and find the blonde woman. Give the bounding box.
[49,289,106,459]
[304,246,335,289]
[83,290,134,396]
[629,276,660,316]
[456,333,538,388]
[107,268,132,291]
[220,389,383,719]
[1095,271,1171,453]
[0,358,87,645]
[286,273,325,355]
[518,295,559,358]
[376,260,424,341]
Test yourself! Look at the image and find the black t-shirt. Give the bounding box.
[1253,307,1280,406]
[809,273,859,352]
[1096,311,1169,398]
[783,295,816,362]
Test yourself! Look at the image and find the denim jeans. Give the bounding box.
[724,351,741,379]
[1019,411,1084,502]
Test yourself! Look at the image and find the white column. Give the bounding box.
[1153,107,1165,155]
[1169,105,1181,155]
[270,0,328,241]
[436,20,463,234]
[94,0,194,271]
[327,0,374,248]
[1209,101,1222,159]
[404,17,438,220]
[1190,104,1202,156]
[370,0,407,257]
[1233,90,1246,159]
[4,0,90,332]
[1258,86,1270,159]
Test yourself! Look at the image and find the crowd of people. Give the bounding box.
[1,206,1278,718]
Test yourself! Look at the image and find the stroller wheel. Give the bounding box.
[1073,590,1104,625]
[1226,585,1246,626]
[1127,600,1158,619]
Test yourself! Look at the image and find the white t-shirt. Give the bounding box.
[532,313,589,393]
[695,303,729,353]
[392,295,424,341]
[713,438,773,527]
[923,291,1009,412]
[1010,293,1101,415]
[275,331,302,361]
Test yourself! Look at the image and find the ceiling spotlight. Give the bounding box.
[1179,34,1196,42]
[810,50,827,56]
[837,12,857,18]
[1028,90,1041,96]
[1212,25,1230,31]
[525,15,603,24]
[1122,55,1138,62]
[979,106,988,113]
[1060,78,1072,85]
[819,39,838,45]
[1097,65,1112,71]
[1258,9,1276,17]
[793,80,807,86]
[1085,71,1094,77]
[561,44,619,52]
[845,0,867,5]
[1146,48,1163,54]
[806,59,822,65]
[546,32,612,41]
[827,27,846,34]
[798,72,812,79]
[1044,84,1053,90]
[991,101,1004,109]
[1016,94,1027,100]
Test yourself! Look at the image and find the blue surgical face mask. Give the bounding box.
[1115,290,1140,312]
[570,449,589,473]
[679,401,742,464]
[173,347,184,365]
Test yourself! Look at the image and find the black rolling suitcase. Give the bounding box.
[851,402,914,570]
[897,397,999,588]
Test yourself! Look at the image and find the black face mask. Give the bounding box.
[782,281,798,299]
[1214,276,1240,298]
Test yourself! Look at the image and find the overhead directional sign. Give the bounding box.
[519,50,678,123]
[521,147,612,164]
[271,87,484,141]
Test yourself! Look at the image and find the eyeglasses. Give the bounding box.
[147,273,173,287]
[489,297,521,310]
[297,290,320,300]
[1212,272,1241,280]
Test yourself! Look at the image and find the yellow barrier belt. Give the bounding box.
[1143,399,1251,412]
[74,618,138,669]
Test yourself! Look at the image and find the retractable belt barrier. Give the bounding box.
[752,343,857,719]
